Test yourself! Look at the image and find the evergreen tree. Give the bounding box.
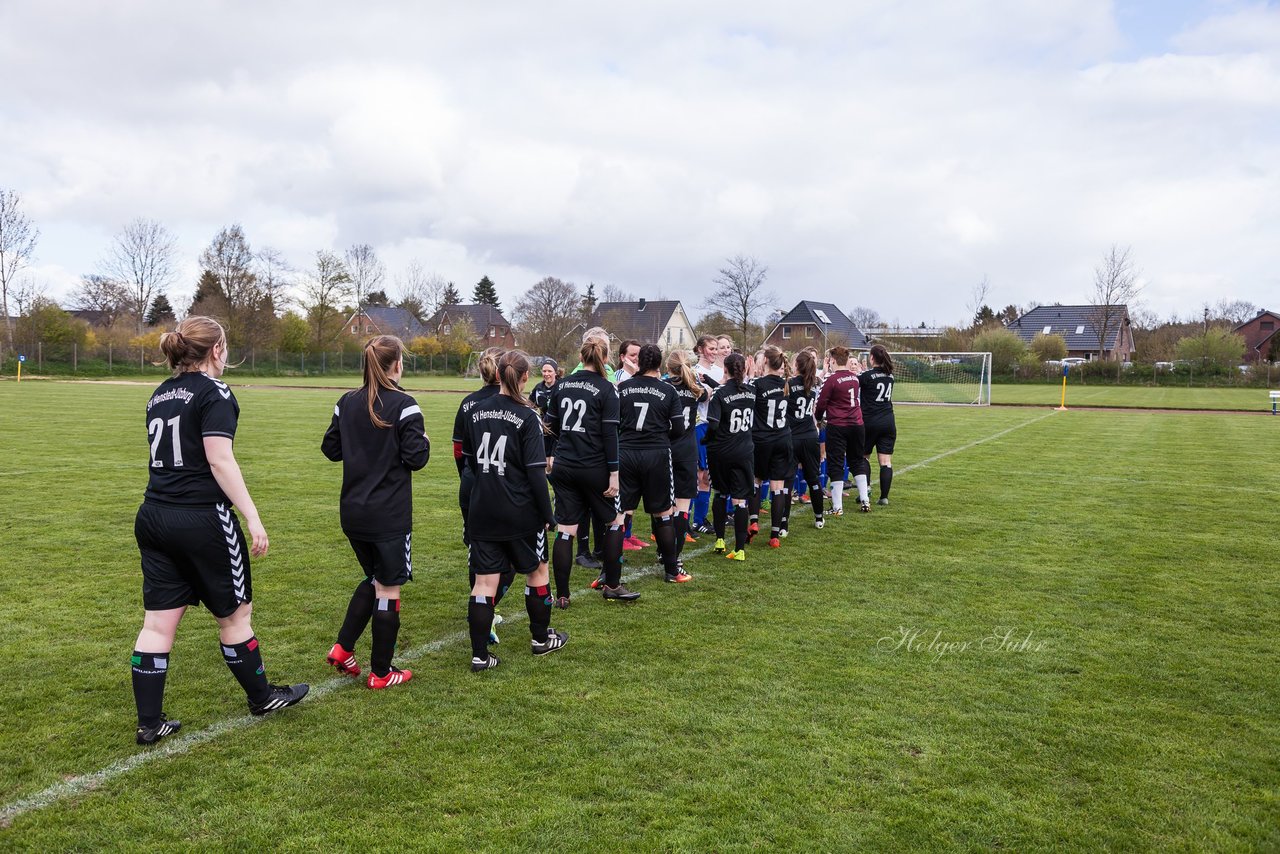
[365,289,391,307]
[472,275,500,309]
[582,282,598,323]
[441,281,462,306]
[145,293,176,327]
[189,270,228,318]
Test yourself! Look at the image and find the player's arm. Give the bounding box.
[321,401,342,461]
[205,436,268,558]
[814,375,834,422]
[523,417,556,527]
[397,401,430,471]
[666,392,686,443]
[451,403,467,476]
[704,391,722,443]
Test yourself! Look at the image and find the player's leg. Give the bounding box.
[827,427,848,514]
[365,534,413,688]
[521,536,567,654]
[877,420,897,504]
[467,555,503,671]
[132,606,185,744]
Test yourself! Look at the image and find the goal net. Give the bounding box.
[463,351,484,378]
[873,352,992,405]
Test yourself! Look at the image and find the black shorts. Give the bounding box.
[825,423,865,482]
[753,437,793,482]
[468,531,547,576]
[672,442,699,500]
[135,500,252,618]
[709,444,755,500]
[792,435,821,484]
[347,533,413,586]
[550,464,620,527]
[620,447,675,514]
[864,418,897,456]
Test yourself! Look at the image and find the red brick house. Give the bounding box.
[1232,309,1279,363]
[426,304,518,349]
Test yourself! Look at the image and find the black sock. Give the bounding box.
[880,464,893,499]
[494,570,516,608]
[336,578,375,651]
[675,511,689,557]
[653,514,678,575]
[603,524,624,586]
[222,637,270,705]
[748,489,760,523]
[131,650,169,728]
[526,584,552,642]
[733,506,749,551]
[553,532,574,598]
[811,483,824,519]
[782,487,792,530]
[468,595,495,660]
[771,489,786,536]
[370,598,400,677]
[713,494,728,539]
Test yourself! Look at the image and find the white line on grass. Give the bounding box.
[0,411,1051,828]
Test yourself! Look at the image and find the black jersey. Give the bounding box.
[452,383,501,475]
[705,379,756,453]
[859,369,895,423]
[751,374,791,442]
[460,394,555,540]
[785,376,820,440]
[546,369,619,472]
[531,380,558,455]
[618,375,684,450]
[665,375,703,445]
[322,384,429,538]
[143,371,240,506]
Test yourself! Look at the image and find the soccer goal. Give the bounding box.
[463,350,484,378]
[878,352,992,405]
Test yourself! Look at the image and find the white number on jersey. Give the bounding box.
[793,396,814,421]
[768,398,787,428]
[634,401,650,430]
[875,382,892,402]
[849,389,861,409]
[560,398,587,432]
[728,408,754,433]
[147,416,183,468]
[475,431,509,476]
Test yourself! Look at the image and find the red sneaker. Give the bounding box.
[367,667,412,690]
[684,533,698,544]
[622,537,642,551]
[326,643,360,677]
[768,537,781,549]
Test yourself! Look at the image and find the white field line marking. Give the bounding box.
[0,412,1049,827]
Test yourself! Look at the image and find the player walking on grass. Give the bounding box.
[547,337,637,603]
[665,349,705,571]
[130,316,307,746]
[859,344,897,506]
[815,346,867,515]
[705,352,756,560]
[452,348,516,642]
[462,351,566,671]
[618,343,690,583]
[786,348,825,530]
[321,336,429,689]
[752,346,793,548]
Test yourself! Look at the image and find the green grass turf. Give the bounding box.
[989,383,1279,411]
[1,382,1278,850]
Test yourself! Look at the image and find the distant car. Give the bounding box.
[1061,357,1088,367]
[1154,361,1174,371]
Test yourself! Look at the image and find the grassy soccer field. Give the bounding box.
[0,380,1277,850]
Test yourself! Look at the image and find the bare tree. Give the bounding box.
[702,254,774,349]
[395,261,447,321]
[848,306,882,331]
[599,283,637,304]
[71,274,131,326]
[966,275,991,321]
[300,250,352,351]
[1210,298,1257,326]
[199,225,257,346]
[345,244,385,310]
[254,246,295,310]
[0,189,39,356]
[512,276,581,360]
[1086,245,1143,361]
[100,218,177,334]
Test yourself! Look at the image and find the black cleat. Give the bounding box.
[602,584,641,602]
[532,628,569,656]
[248,683,309,716]
[471,652,501,672]
[136,714,181,745]
[575,553,603,569]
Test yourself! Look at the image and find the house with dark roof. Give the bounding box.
[425,304,517,349]
[1232,309,1279,363]
[589,299,697,350]
[764,301,868,352]
[345,305,429,341]
[1007,304,1135,361]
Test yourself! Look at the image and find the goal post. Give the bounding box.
[871,351,992,405]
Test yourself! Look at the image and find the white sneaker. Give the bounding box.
[815,518,825,529]
[779,529,788,538]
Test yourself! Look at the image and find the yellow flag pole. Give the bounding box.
[1055,364,1067,410]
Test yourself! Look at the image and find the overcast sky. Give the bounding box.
[2,0,1276,327]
